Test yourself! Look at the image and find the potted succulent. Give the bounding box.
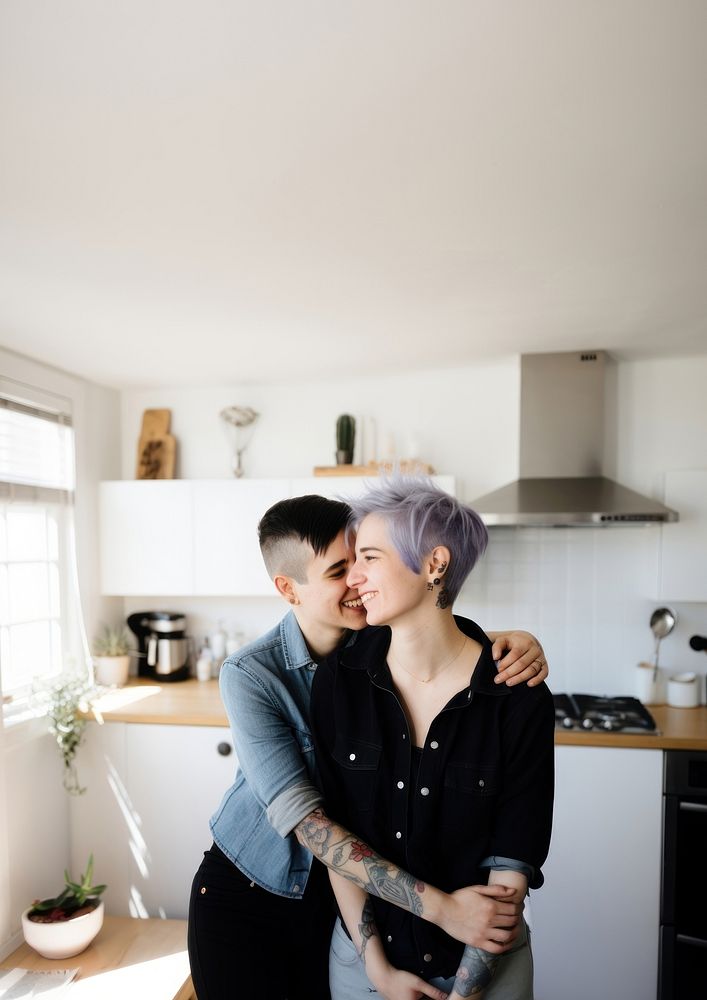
[22,854,106,959]
[92,624,132,687]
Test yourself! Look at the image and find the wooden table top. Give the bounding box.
[1,916,193,1000]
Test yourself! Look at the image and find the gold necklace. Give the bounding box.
[389,636,468,684]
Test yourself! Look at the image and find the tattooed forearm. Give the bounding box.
[296,808,337,857]
[295,809,425,916]
[364,861,425,916]
[452,945,498,997]
[358,898,378,966]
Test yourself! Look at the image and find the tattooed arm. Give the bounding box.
[446,871,528,1000]
[329,871,449,1000]
[295,809,520,951]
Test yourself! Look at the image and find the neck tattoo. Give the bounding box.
[389,636,468,684]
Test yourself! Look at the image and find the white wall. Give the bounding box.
[120,357,521,501]
[119,353,707,702]
[0,346,121,958]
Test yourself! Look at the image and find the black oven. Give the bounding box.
[659,750,707,999]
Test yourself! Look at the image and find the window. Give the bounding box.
[0,386,87,712]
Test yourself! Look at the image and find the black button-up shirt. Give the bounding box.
[311,615,555,979]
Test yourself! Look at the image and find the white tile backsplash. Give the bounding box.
[457,525,707,701]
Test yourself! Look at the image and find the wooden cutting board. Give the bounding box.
[136,409,177,479]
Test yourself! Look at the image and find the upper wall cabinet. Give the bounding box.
[659,469,707,602]
[100,475,456,597]
[193,480,288,596]
[100,481,194,595]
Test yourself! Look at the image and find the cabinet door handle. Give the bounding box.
[217,742,232,756]
[678,801,707,814]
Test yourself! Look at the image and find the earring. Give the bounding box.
[433,578,441,585]
[289,598,297,605]
[426,582,434,591]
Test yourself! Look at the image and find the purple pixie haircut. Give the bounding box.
[346,476,488,605]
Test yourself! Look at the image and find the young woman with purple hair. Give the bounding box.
[310,479,555,1000]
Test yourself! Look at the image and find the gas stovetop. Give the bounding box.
[554,693,659,734]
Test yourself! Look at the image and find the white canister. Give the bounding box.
[210,622,227,661]
[635,662,660,705]
[666,672,699,708]
[196,645,214,682]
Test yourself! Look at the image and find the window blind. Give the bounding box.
[0,397,74,493]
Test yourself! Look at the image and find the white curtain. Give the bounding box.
[0,714,11,955]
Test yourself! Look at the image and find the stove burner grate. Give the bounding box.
[553,693,658,733]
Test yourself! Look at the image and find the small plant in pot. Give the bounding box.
[92,624,132,687]
[22,855,106,959]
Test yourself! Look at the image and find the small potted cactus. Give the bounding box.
[336,414,356,465]
[22,854,107,959]
[92,624,132,687]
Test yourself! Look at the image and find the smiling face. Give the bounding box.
[346,513,430,627]
[291,530,368,652]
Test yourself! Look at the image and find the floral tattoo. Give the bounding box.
[296,809,425,916]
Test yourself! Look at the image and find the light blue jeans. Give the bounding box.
[329,917,533,1000]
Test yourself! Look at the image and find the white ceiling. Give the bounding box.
[1,1,706,389]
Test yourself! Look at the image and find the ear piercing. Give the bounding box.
[430,561,448,592]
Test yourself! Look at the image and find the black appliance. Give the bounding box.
[660,750,707,999]
[553,693,658,733]
[127,611,191,682]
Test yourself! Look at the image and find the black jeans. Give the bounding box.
[188,843,335,1000]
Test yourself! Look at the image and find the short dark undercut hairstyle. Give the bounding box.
[258,495,352,583]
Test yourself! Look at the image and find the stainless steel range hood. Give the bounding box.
[471,352,678,527]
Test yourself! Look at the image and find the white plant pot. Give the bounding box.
[22,900,104,959]
[93,654,130,687]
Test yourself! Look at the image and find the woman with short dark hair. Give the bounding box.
[311,478,555,1000]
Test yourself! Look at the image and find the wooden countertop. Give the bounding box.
[85,679,229,727]
[555,705,707,750]
[1,916,193,1000]
[85,679,707,750]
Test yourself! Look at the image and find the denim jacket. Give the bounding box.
[210,611,327,898]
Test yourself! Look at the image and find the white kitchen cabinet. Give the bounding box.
[660,468,707,601]
[531,745,662,1000]
[100,476,456,596]
[290,474,456,501]
[193,479,290,595]
[290,475,378,501]
[99,481,194,595]
[70,722,236,919]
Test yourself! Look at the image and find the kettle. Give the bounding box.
[127,611,192,682]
